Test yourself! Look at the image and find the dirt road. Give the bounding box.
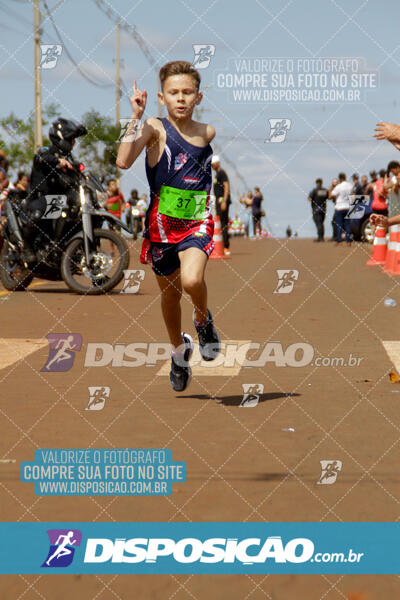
[1,237,400,598]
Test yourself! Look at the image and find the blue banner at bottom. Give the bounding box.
[0,522,398,574]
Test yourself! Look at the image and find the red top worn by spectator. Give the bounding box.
[371,176,388,211]
[106,179,123,218]
[106,192,123,218]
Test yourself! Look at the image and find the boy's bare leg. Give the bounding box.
[178,247,208,322]
[155,270,183,349]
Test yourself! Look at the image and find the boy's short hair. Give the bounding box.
[338,172,346,181]
[159,61,201,91]
[315,178,322,185]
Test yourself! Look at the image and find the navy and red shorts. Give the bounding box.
[140,232,214,276]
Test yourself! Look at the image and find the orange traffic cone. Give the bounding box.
[210,215,229,259]
[391,227,400,275]
[366,225,387,266]
[383,224,398,273]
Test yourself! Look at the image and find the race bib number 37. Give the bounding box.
[158,186,207,220]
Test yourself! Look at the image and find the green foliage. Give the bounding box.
[77,109,120,181]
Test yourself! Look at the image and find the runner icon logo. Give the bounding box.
[41,529,82,568]
[192,44,216,69]
[345,195,370,220]
[120,269,145,294]
[40,45,63,69]
[317,460,342,485]
[265,118,291,143]
[41,333,82,372]
[274,270,299,294]
[86,386,110,411]
[43,195,68,219]
[240,383,264,407]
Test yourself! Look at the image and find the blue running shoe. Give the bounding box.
[169,332,194,392]
[193,309,221,362]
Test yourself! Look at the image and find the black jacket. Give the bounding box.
[29,145,78,198]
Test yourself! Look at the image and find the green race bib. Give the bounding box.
[158,185,207,220]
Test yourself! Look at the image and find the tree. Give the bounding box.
[77,109,120,181]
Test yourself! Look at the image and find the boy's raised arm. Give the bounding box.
[116,80,155,169]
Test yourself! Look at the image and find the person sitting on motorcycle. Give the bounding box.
[21,118,87,262]
[127,188,139,207]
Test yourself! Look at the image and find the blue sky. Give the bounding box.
[1,0,400,236]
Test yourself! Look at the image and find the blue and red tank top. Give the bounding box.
[142,117,214,246]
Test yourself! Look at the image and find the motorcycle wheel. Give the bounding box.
[0,241,34,291]
[61,228,129,295]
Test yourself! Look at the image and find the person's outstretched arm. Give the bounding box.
[116,81,156,169]
[374,122,400,151]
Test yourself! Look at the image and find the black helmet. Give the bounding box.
[48,118,87,154]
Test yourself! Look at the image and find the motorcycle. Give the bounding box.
[125,202,145,240]
[0,163,131,295]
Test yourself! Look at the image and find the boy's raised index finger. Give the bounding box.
[133,80,137,93]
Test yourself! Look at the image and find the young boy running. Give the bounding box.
[116,61,221,392]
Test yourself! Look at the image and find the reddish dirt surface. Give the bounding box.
[1,236,400,598]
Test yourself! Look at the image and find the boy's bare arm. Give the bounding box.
[116,118,157,169]
[116,80,158,170]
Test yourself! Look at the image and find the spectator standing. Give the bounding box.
[240,191,254,238]
[351,173,363,196]
[329,172,353,246]
[106,179,124,219]
[14,171,29,192]
[308,178,329,242]
[106,178,124,232]
[211,155,231,256]
[328,177,338,240]
[360,175,369,194]
[370,168,388,216]
[252,186,263,238]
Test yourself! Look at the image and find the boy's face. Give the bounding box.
[108,181,117,194]
[159,74,202,120]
